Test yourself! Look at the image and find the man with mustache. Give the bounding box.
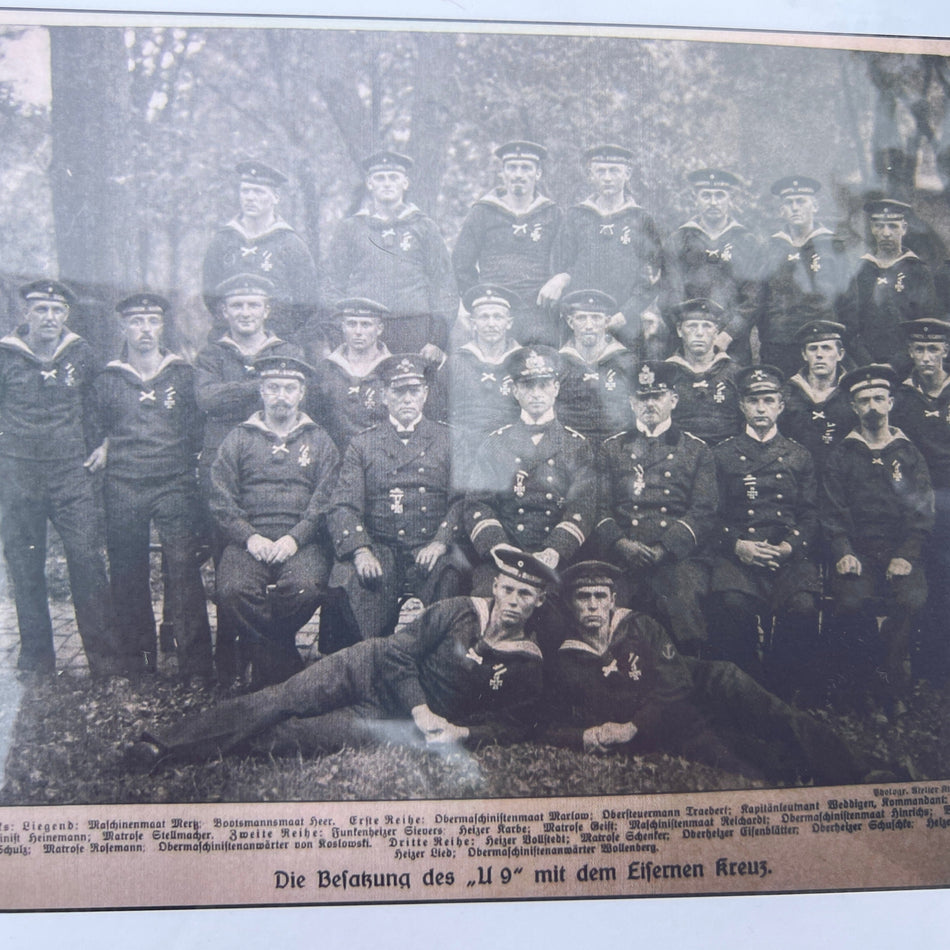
[823,364,934,713]
[87,293,212,682]
[706,365,821,700]
[208,355,339,688]
[454,141,561,347]
[0,280,120,676]
[125,546,554,767]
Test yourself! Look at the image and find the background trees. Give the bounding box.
[0,23,946,355]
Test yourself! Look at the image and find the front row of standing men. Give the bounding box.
[0,275,944,728]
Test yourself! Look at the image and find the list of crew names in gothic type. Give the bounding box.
[2,783,949,908]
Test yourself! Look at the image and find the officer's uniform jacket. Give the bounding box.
[712,429,818,558]
[595,422,717,560]
[328,415,460,558]
[464,414,596,560]
[210,411,340,547]
[556,340,637,443]
[665,218,760,344]
[202,218,320,341]
[778,369,856,474]
[447,341,521,471]
[326,204,457,351]
[91,354,202,480]
[552,199,664,326]
[378,595,544,746]
[666,352,742,445]
[755,227,848,347]
[195,334,302,467]
[0,330,100,461]
[822,427,934,563]
[542,608,696,751]
[452,192,561,305]
[893,374,950,490]
[840,252,936,365]
[315,344,391,452]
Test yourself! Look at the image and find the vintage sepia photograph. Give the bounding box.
[0,8,948,910]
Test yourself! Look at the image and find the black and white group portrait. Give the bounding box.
[0,17,947,805]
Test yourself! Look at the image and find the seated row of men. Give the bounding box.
[217,151,945,384]
[127,548,895,788]
[2,275,946,717]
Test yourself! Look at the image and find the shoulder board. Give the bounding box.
[564,426,587,440]
[683,431,708,446]
[603,430,630,444]
[488,424,514,437]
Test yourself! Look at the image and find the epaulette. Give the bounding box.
[564,426,587,440]
[488,424,514,437]
[603,430,630,444]
[683,431,708,446]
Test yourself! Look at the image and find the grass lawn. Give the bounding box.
[1,670,948,806]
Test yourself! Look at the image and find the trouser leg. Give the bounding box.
[651,559,709,656]
[152,475,213,679]
[705,590,763,679]
[153,638,389,759]
[0,460,55,672]
[333,544,401,640]
[103,477,157,671]
[767,592,820,703]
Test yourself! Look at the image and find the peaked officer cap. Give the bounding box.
[561,560,623,592]
[491,544,559,589]
[561,289,618,317]
[504,346,561,383]
[737,364,785,396]
[631,360,679,396]
[671,298,726,326]
[376,354,431,389]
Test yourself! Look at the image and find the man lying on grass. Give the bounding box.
[125,545,555,768]
[544,560,900,786]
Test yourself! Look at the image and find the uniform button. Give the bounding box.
[776,510,783,517]
[418,467,425,473]
[776,473,783,480]
[748,527,756,533]
[777,456,784,462]
[793,530,800,536]
[548,459,555,466]
[419,486,426,493]
[632,505,639,511]
[342,530,350,537]
[544,526,550,532]
[739,455,747,461]
[631,519,639,526]
[747,509,755,516]
[518,508,525,515]
[667,453,674,460]
[664,471,671,477]
[421,506,427,513]
[517,524,525,532]
[547,476,554,483]
[776,494,783,500]
[515,457,522,464]
[660,507,667,514]
[546,493,553,500]
[630,454,637,460]
[545,510,551,516]
[355,526,363,532]
[659,520,667,527]
[398,529,405,536]
[473,511,482,519]
[663,489,670,495]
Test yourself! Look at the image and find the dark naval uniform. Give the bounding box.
[542,598,867,785]
[314,344,391,452]
[145,594,544,761]
[595,422,717,652]
[666,352,742,445]
[93,353,212,677]
[552,200,664,352]
[779,369,856,476]
[556,340,637,443]
[665,218,759,362]
[709,428,820,681]
[453,193,561,346]
[465,417,596,563]
[210,410,340,686]
[754,227,848,375]
[325,204,457,354]
[202,218,320,345]
[0,327,119,674]
[840,252,936,367]
[446,341,521,475]
[328,416,462,640]
[894,368,950,680]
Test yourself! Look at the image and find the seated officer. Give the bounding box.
[328,354,461,642]
[0,280,120,676]
[706,365,821,698]
[556,289,637,444]
[823,364,934,712]
[126,546,555,766]
[779,318,856,478]
[541,560,880,786]
[594,360,717,655]
[464,345,596,585]
[665,297,742,445]
[88,293,211,681]
[210,355,340,688]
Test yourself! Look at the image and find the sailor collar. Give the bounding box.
[666,351,731,374]
[677,217,745,240]
[355,202,422,223]
[843,426,909,450]
[788,367,845,404]
[559,607,632,657]
[0,329,82,363]
[576,197,642,216]
[477,191,555,216]
[242,410,316,439]
[105,351,186,383]
[216,333,285,358]
[771,225,834,248]
[221,215,295,241]
[458,339,521,365]
[559,338,628,365]
[325,342,391,377]
[902,372,950,400]
[472,597,543,659]
[859,249,920,269]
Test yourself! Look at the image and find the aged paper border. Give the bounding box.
[0,5,948,918]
